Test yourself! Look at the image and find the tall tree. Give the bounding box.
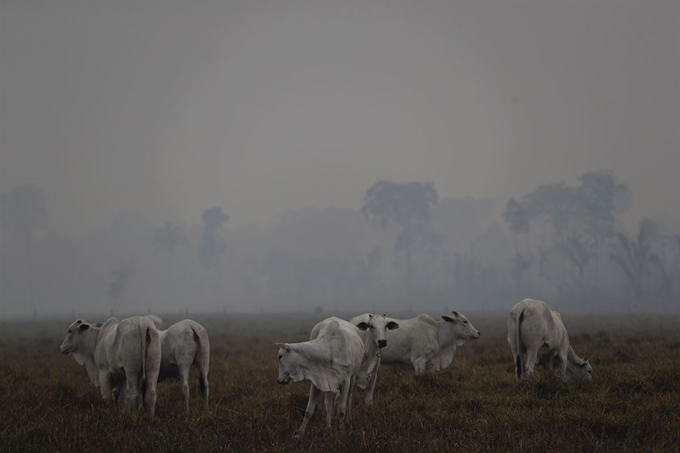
[361,180,438,300]
[561,234,595,288]
[0,185,48,312]
[199,207,228,306]
[503,198,530,254]
[152,222,188,306]
[577,170,629,284]
[522,182,580,280]
[609,219,660,311]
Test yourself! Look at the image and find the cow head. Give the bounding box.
[567,357,593,381]
[355,314,399,350]
[442,311,481,343]
[275,342,295,385]
[59,319,92,356]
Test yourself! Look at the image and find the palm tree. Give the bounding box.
[153,222,188,306]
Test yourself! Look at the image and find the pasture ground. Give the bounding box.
[1,312,679,452]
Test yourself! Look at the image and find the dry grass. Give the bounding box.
[1,313,679,452]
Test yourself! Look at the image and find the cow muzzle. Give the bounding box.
[59,345,69,354]
[277,376,291,385]
[378,339,387,349]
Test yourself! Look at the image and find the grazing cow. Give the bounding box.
[157,319,210,412]
[276,317,365,438]
[508,298,592,381]
[360,311,480,375]
[59,316,162,415]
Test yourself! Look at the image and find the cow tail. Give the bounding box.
[140,322,149,400]
[515,306,525,380]
[191,326,209,397]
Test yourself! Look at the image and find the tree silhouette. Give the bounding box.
[0,185,47,312]
[577,170,629,284]
[561,234,595,287]
[522,182,581,281]
[361,180,438,299]
[609,219,660,311]
[503,198,530,254]
[199,207,228,305]
[152,222,188,306]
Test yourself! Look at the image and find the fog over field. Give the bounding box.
[1,0,679,317]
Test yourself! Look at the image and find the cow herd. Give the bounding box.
[59,298,591,437]
[59,316,210,416]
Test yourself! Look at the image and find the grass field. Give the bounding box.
[1,312,679,452]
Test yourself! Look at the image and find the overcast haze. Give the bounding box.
[2,0,678,236]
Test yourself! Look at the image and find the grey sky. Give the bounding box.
[2,0,678,236]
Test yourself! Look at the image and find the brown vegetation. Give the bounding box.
[1,314,678,452]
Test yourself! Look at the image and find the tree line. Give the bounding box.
[1,170,679,316]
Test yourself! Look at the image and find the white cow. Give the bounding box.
[508,298,592,381]
[106,316,210,413]
[59,316,162,415]
[157,319,210,412]
[344,314,399,408]
[356,311,480,375]
[276,317,365,438]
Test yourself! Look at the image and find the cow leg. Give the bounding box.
[116,382,127,407]
[364,371,377,407]
[345,376,356,419]
[98,371,112,400]
[125,372,141,411]
[524,347,539,377]
[180,365,191,413]
[294,384,320,438]
[556,351,568,380]
[510,342,522,380]
[336,379,352,425]
[324,392,334,429]
[145,379,158,417]
[412,358,427,375]
[198,364,209,411]
[346,376,355,419]
[113,381,127,407]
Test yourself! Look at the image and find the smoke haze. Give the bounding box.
[1,1,679,316]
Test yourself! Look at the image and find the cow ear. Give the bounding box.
[452,311,460,317]
[442,315,455,323]
[79,323,90,332]
[386,321,399,330]
[356,322,369,331]
[275,342,290,351]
